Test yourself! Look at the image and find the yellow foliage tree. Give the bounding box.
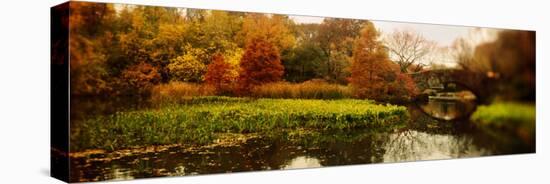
[238,13,295,51]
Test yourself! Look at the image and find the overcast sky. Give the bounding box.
[289,15,504,67]
[289,15,476,47]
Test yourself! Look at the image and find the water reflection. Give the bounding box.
[419,91,477,121]
[70,126,516,182]
[109,168,134,181]
[282,156,321,169]
[69,96,531,182]
[70,96,151,121]
[383,130,491,162]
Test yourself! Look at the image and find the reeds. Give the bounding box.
[150,82,215,104]
[251,80,352,99]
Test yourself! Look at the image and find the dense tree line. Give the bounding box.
[68,2,418,102]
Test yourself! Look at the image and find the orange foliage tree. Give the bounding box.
[236,38,284,94]
[204,54,237,95]
[349,22,417,102]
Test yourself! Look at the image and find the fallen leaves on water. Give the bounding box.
[69,133,261,163]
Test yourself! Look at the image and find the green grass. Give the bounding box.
[471,102,535,127]
[70,96,408,151]
[471,102,535,142]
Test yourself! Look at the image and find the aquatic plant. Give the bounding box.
[71,97,408,151]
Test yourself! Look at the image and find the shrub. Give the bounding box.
[251,79,351,99]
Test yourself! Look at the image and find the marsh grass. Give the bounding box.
[150,82,215,104]
[251,80,352,99]
[71,97,408,151]
[149,80,352,105]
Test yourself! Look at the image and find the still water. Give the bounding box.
[69,98,533,182]
[418,91,478,121]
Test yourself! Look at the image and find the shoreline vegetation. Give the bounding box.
[70,96,408,152]
[150,80,355,105]
[471,102,536,143]
[69,86,537,155]
[69,83,536,155]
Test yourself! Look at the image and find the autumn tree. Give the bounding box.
[167,45,208,82]
[350,22,417,102]
[119,62,161,95]
[205,54,237,94]
[116,6,188,81]
[184,10,243,62]
[316,18,366,83]
[238,13,295,51]
[68,2,116,95]
[237,39,285,94]
[384,29,436,73]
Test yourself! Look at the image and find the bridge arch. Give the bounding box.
[409,69,496,104]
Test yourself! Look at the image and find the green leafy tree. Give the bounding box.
[282,23,326,82]
[283,42,325,82]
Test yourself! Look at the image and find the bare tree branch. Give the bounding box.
[384,29,436,73]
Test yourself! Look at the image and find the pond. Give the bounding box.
[68,97,533,182]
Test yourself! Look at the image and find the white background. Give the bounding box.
[0,0,547,183]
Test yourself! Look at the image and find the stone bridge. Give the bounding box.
[409,69,497,103]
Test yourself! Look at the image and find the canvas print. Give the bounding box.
[51,1,536,182]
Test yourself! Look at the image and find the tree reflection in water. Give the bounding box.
[69,99,531,182]
[383,130,492,162]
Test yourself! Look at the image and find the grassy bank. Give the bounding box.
[471,102,535,143]
[70,97,408,151]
